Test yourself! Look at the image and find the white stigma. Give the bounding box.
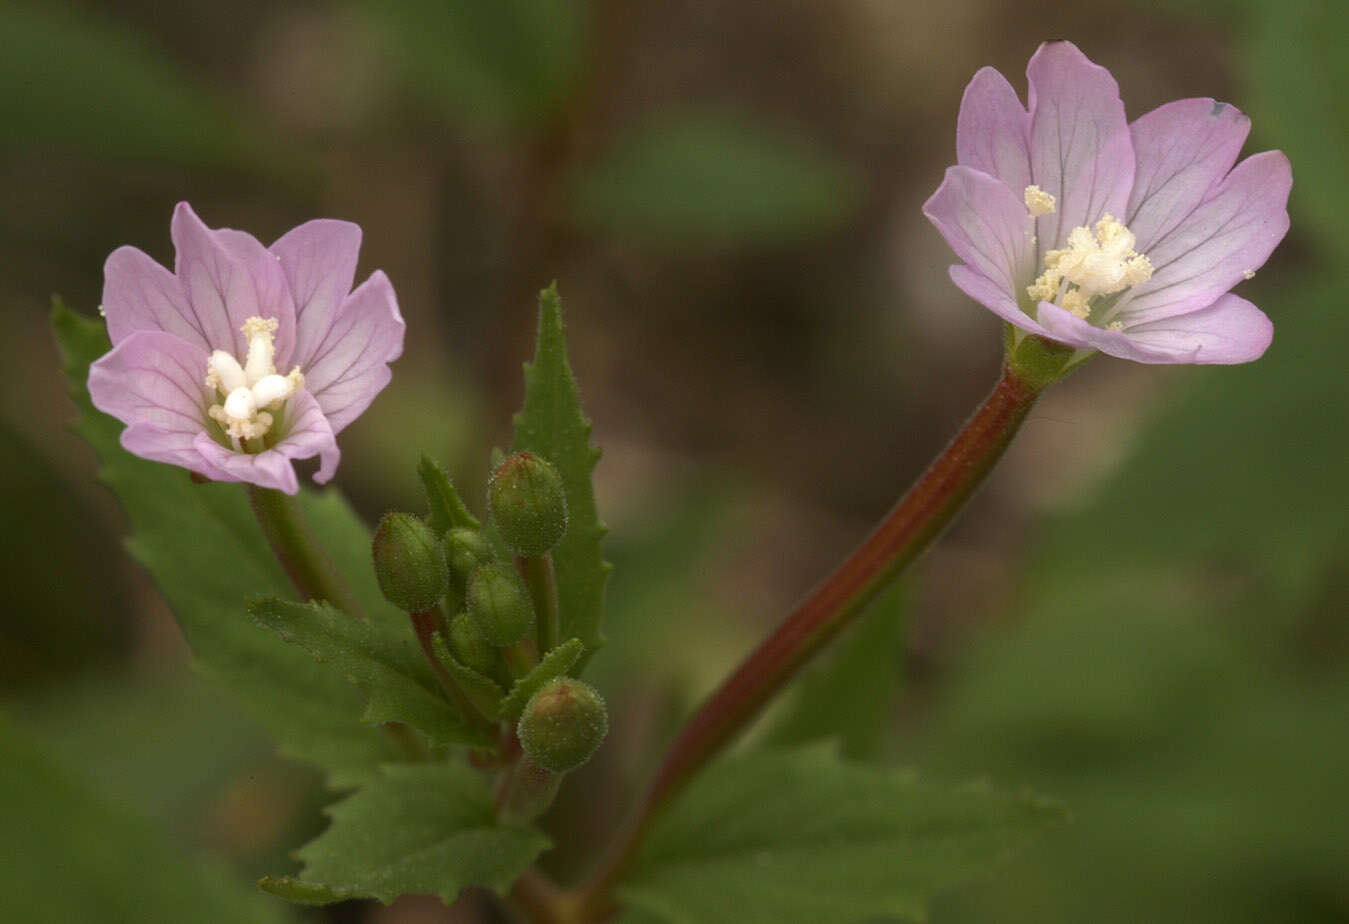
[1026,214,1154,321]
[205,316,304,446]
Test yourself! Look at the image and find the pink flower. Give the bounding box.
[924,41,1291,364]
[89,203,405,493]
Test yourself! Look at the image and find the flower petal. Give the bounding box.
[89,330,210,435]
[102,247,198,349]
[170,202,296,361]
[1126,98,1251,252]
[1116,150,1291,325]
[1037,293,1272,364]
[949,265,1054,338]
[302,270,405,434]
[119,422,227,478]
[923,165,1035,293]
[269,219,363,371]
[193,432,299,494]
[191,391,339,494]
[956,66,1031,194]
[1026,41,1134,253]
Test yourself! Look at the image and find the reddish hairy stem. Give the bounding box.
[570,365,1044,918]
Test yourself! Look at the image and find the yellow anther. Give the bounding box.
[1024,185,1056,217]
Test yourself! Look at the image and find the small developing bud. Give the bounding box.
[445,527,494,592]
[466,562,535,646]
[372,513,448,613]
[488,452,568,557]
[448,611,498,677]
[517,677,608,773]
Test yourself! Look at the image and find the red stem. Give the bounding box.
[571,365,1043,918]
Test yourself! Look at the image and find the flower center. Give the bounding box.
[204,316,303,449]
[1023,189,1154,328]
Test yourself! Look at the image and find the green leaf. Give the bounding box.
[54,302,401,787]
[571,111,860,244]
[510,285,611,655]
[257,876,357,905]
[279,762,550,904]
[618,748,1062,924]
[250,597,493,749]
[0,714,288,924]
[500,637,585,720]
[765,581,909,761]
[419,453,481,537]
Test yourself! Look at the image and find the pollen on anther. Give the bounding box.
[1024,185,1057,217]
[1243,269,1256,280]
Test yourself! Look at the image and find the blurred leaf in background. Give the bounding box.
[359,0,583,130]
[0,4,268,170]
[0,421,136,689]
[570,111,861,245]
[0,714,292,924]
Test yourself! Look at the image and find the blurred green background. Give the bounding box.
[2,0,1345,921]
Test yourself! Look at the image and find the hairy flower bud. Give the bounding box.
[488,452,568,557]
[445,527,494,592]
[466,562,535,646]
[447,611,498,677]
[517,678,608,773]
[372,513,447,613]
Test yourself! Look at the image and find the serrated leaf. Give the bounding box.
[257,876,357,905]
[283,762,550,904]
[510,284,611,656]
[431,633,508,718]
[500,637,585,720]
[618,748,1062,924]
[0,715,288,924]
[419,453,481,537]
[54,302,401,787]
[250,597,493,749]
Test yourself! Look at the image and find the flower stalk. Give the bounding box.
[570,362,1046,918]
[246,484,365,618]
[518,553,562,653]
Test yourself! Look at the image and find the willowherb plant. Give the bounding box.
[55,39,1290,924]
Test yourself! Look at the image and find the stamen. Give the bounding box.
[1025,214,1154,327]
[1024,185,1056,217]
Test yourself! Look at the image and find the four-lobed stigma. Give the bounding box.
[205,316,304,447]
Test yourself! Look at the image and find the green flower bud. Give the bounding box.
[372,513,447,613]
[445,527,494,592]
[488,452,568,557]
[447,611,498,677]
[516,677,608,773]
[466,562,534,646]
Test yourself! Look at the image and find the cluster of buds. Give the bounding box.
[370,451,608,818]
